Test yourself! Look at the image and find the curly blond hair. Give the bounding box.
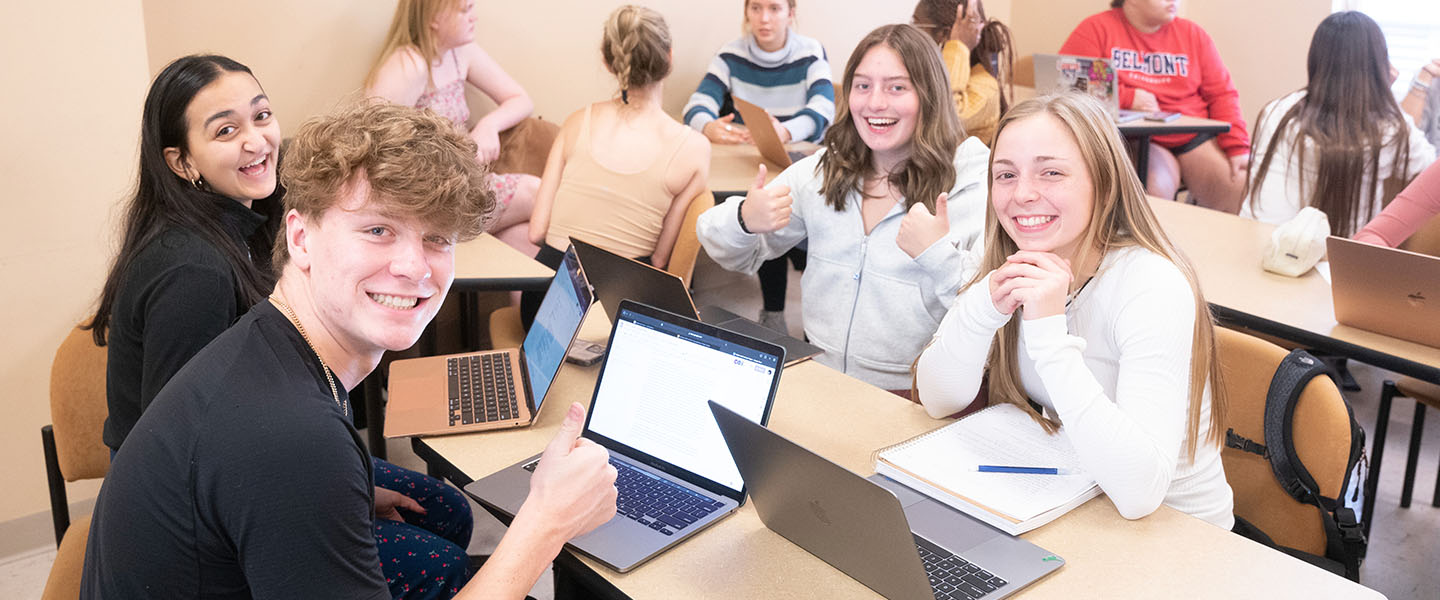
[274,100,493,265]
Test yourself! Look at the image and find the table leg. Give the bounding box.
[1133,135,1151,186]
[364,373,387,460]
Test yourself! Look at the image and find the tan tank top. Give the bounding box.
[544,105,692,259]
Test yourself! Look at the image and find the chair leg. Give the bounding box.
[1401,401,1427,508]
[1364,381,1397,536]
[1433,443,1440,508]
[41,425,71,547]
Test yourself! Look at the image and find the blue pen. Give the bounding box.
[976,465,1071,475]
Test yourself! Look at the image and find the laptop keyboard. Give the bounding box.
[915,535,1007,600]
[522,458,724,536]
[610,458,724,536]
[447,354,518,426]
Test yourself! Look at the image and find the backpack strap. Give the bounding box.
[1263,349,1366,581]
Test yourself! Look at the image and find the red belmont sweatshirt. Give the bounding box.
[1060,8,1250,157]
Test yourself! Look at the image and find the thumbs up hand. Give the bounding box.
[525,402,618,540]
[896,193,951,259]
[739,164,794,234]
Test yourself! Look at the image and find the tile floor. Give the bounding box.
[6,254,1438,599]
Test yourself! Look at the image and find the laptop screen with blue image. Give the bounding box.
[521,248,590,408]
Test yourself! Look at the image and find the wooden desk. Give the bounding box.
[413,317,1379,599]
[1119,115,1230,183]
[708,142,821,197]
[452,233,554,292]
[1149,199,1440,384]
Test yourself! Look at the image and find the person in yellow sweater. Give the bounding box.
[911,0,1015,146]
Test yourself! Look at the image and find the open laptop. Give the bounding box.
[385,246,592,438]
[1328,235,1440,347]
[569,236,822,366]
[732,95,811,167]
[1032,53,1126,119]
[710,401,1064,600]
[466,300,785,572]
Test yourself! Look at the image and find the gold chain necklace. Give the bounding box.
[268,295,345,417]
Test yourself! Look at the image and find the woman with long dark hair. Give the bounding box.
[1244,11,1436,236]
[911,0,1016,145]
[87,54,283,453]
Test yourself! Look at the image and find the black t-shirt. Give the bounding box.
[103,197,268,451]
[82,301,389,600]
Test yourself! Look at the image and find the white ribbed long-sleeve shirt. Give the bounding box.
[916,246,1234,529]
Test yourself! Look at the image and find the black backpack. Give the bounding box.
[1224,349,1368,581]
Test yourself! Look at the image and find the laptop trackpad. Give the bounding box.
[869,474,1002,555]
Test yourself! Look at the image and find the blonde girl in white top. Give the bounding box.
[915,92,1234,528]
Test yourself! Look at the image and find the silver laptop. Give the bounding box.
[569,236,822,366]
[1328,235,1440,347]
[1033,53,1121,117]
[709,401,1064,600]
[465,300,785,572]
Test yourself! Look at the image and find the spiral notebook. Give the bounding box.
[874,403,1100,535]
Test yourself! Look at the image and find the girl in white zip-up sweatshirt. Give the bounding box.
[698,24,990,392]
[915,93,1235,529]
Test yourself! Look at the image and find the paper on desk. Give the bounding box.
[1314,261,1331,284]
[875,404,1098,524]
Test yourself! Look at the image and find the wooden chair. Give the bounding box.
[41,326,110,546]
[664,190,714,289]
[1217,327,1355,557]
[40,515,91,600]
[1364,213,1440,523]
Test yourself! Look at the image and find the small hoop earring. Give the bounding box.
[190,176,206,191]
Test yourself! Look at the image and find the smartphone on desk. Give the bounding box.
[565,339,606,366]
[1145,111,1181,123]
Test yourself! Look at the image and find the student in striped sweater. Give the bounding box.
[683,0,835,146]
[686,0,837,333]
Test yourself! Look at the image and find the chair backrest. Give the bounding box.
[493,117,561,178]
[664,190,715,288]
[41,514,91,600]
[1013,53,1035,88]
[50,326,110,482]
[1216,327,1353,555]
[1398,213,1440,258]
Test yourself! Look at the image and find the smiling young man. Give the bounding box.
[81,102,618,600]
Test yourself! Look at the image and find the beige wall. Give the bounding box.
[140,1,916,135]
[1009,0,1327,136]
[471,1,916,124]
[1186,0,1327,126]
[141,0,396,134]
[0,0,151,522]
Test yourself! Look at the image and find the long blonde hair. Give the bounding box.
[974,92,1225,461]
[818,24,960,212]
[365,0,463,89]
